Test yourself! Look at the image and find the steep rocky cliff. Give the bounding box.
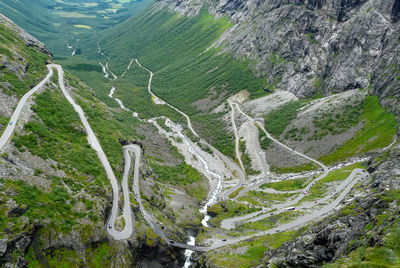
[155,0,400,106]
[263,145,400,267]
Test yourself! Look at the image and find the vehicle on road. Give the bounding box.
[275,229,280,232]
[170,240,174,244]
[108,224,112,229]
[270,213,274,216]
[314,201,318,204]
[9,122,12,126]
[285,207,295,211]
[222,239,227,242]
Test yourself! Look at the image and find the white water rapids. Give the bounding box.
[164,119,224,227]
[183,235,196,268]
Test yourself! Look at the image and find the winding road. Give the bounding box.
[229,101,245,171]
[0,61,372,253]
[121,60,368,250]
[0,67,53,151]
[230,101,329,201]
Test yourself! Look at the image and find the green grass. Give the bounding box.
[193,112,235,159]
[310,98,364,140]
[0,179,82,235]
[208,201,261,226]
[238,211,303,231]
[320,96,398,165]
[300,162,365,203]
[264,100,309,138]
[259,128,272,150]
[149,159,203,185]
[229,187,245,199]
[238,190,296,207]
[261,178,308,191]
[13,89,106,179]
[239,139,261,176]
[25,240,120,267]
[0,22,51,98]
[0,114,9,135]
[185,181,208,202]
[270,163,319,174]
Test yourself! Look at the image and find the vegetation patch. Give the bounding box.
[25,241,119,267]
[205,229,305,268]
[259,129,272,150]
[13,89,106,179]
[320,96,398,165]
[261,178,309,191]
[306,98,364,141]
[238,190,296,207]
[208,201,261,226]
[149,160,203,185]
[324,224,400,268]
[0,22,51,97]
[238,211,303,231]
[239,139,261,176]
[264,100,308,138]
[270,163,319,174]
[0,179,82,236]
[300,162,365,203]
[229,187,245,199]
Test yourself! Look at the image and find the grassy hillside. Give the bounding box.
[0,21,50,98]
[320,96,397,165]
[94,8,267,111]
[59,6,269,159]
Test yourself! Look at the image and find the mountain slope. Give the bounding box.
[155,0,400,109]
[0,13,198,267]
[0,0,399,267]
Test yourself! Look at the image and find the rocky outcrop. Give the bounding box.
[392,0,400,22]
[263,146,400,267]
[0,14,52,56]
[155,0,400,101]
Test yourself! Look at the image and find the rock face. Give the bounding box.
[155,0,400,104]
[153,1,400,266]
[263,146,400,267]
